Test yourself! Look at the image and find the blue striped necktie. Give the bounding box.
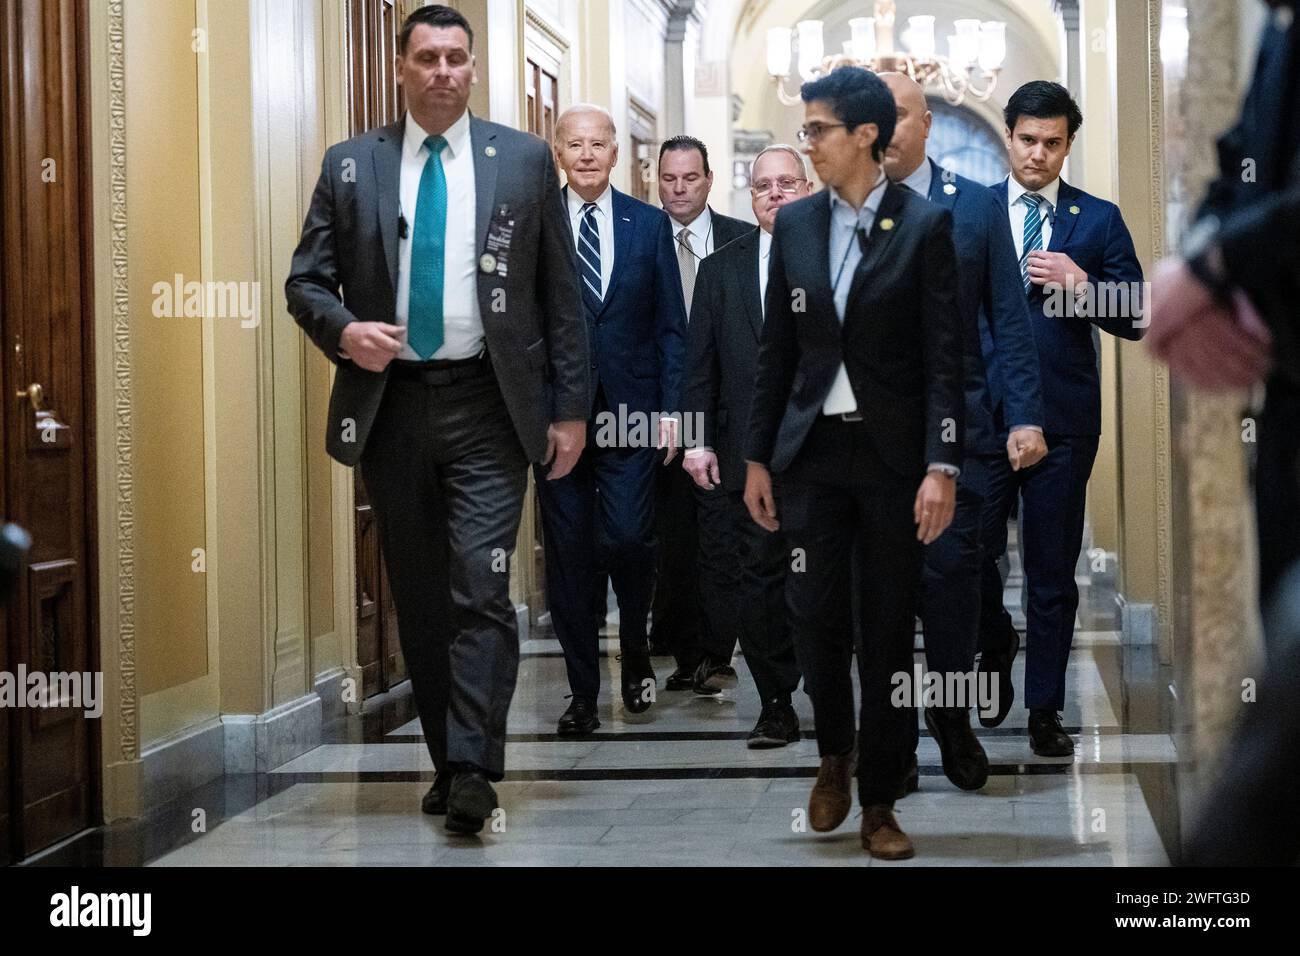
[408,134,449,359]
[577,202,602,313]
[1020,192,1046,294]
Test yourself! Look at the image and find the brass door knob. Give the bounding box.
[15,382,44,411]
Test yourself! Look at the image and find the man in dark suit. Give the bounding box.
[978,81,1145,757]
[682,143,812,746]
[537,104,688,734]
[879,72,1047,793]
[744,67,964,859]
[653,135,752,695]
[285,6,588,835]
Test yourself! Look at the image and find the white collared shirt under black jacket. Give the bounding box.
[743,179,966,478]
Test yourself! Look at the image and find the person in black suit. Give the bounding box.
[682,144,812,746]
[744,67,964,860]
[285,6,588,834]
[652,135,753,695]
[536,104,688,734]
[978,82,1145,758]
[879,72,1047,794]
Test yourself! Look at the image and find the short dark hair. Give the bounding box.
[1004,81,1082,140]
[658,135,710,176]
[399,4,474,54]
[800,66,896,162]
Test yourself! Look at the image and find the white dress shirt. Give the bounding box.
[823,173,889,415]
[898,158,934,200]
[1007,174,1060,258]
[395,109,482,361]
[567,184,615,296]
[672,205,716,259]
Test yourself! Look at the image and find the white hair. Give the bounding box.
[555,103,617,142]
[752,143,808,179]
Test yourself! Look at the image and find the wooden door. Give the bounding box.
[0,0,99,859]
[347,0,406,696]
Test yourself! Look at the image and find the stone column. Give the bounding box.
[1162,0,1265,825]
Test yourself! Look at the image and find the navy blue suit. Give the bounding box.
[535,186,687,701]
[913,162,1044,702]
[979,177,1144,713]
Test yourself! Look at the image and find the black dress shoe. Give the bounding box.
[925,706,990,790]
[1028,709,1075,757]
[665,663,699,691]
[421,771,452,815]
[557,696,600,735]
[747,700,800,748]
[445,769,498,835]
[977,628,1020,728]
[693,657,738,695]
[896,752,920,799]
[620,653,656,714]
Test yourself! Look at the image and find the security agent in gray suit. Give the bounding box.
[285,5,588,835]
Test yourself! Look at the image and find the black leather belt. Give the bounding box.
[389,352,491,386]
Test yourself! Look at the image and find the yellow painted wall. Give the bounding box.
[126,0,209,699]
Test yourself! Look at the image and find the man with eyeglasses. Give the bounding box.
[652,136,752,698]
[682,144,812,748]
[878,71,1045,795]
[743,67,964,859]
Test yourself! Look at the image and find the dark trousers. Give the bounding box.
[781,417,921,806]
[655,460,738,671]
[905,454,998,752]
[652,460,705,664]
[1255,381,1300,655]
[359,368,528,781]
[534,408,658,700]
[978,433,1100,712]
[695,483,799,702]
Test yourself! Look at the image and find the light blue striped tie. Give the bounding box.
[1020,192,1045,294]
[408,135,449,359]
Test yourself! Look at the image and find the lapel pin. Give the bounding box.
[479,253,497,274]
[879,218,895,231]
[943,183,957,195]
[485,146,497,157]
[1070,205,1080,215]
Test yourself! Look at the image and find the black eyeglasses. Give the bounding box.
[797,122,848,143]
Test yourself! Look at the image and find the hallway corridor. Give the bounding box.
[29,570,1175,868]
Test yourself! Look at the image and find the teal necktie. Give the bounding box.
[408,134,449,359]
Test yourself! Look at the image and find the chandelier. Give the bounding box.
[766,0,1007,107]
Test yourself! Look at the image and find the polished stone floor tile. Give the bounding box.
[125,569,1184,868]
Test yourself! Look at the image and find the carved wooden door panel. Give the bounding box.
[0,0,99,859]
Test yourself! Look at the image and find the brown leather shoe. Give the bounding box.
[861,804,914,860]
[809,751,855,832]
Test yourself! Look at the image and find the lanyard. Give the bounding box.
[831,225,861,294]
[678,219,713,261]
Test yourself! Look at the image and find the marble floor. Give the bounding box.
[26,556,1180,868]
